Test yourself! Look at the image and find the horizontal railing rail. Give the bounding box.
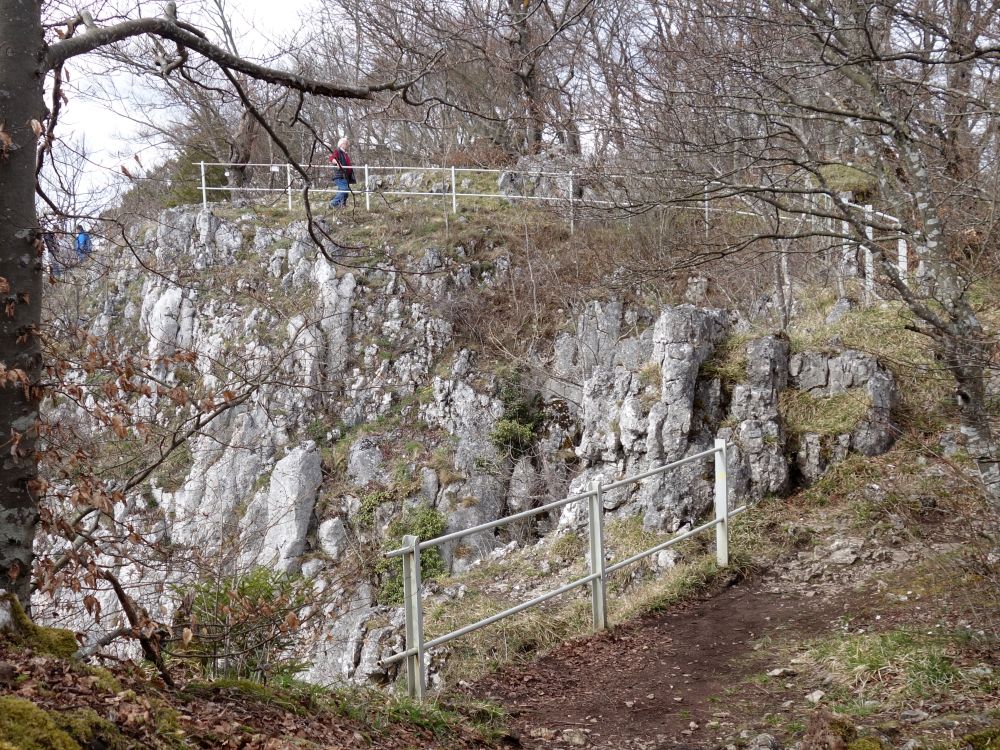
[382,438,740,699]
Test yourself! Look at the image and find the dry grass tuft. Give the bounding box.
[780,388,872,437]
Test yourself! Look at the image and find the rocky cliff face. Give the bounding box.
[42,205,899,687]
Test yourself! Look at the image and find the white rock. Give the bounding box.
[656,550,680,570]
[767,668,796,677]
[250,443,323,572]
[318,517,348,560]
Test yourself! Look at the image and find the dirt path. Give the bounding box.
[470,580,847,749]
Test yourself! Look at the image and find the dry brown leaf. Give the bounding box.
[83,594,102,622]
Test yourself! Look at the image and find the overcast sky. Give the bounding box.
[53,0,314,206]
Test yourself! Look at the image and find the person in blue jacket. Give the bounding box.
[75,224,93,260]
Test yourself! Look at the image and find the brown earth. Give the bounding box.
[471,579,847,749]
[465,487,999,750]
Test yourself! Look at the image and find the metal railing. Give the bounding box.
[195,161,914,290]
[196,161,782,230]
[196,161,578,206]
[381,438,745,699]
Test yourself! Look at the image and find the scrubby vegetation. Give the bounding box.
[376,506,450,604]
[488,366,546,460]
[169,567,313,682]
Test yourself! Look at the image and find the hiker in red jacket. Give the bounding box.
[329,137,355,207]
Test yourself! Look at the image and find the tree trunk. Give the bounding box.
[509,0,544,154]
[943,333,1000,515]
[227,109,259,195]
[0,0,46,610]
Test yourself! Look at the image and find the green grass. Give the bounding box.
[181,679,308,714]
[332,687,509,742]
[426,587,593,684]
[614,553,728,616]
[797,453,885,508]
[806,629,996,703]
[180,678,508,742]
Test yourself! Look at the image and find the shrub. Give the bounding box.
[376,506,448,605]
[489,368,544,460]
[357,487,397,528]
[304,419,329,443]
[171,567,311,682]
[490,419,535,458]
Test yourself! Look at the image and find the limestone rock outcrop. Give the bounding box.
[47,204,900,690]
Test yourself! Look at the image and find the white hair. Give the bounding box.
[337,136,349,149]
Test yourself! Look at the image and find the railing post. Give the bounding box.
[401,534,426,699]
[898,237,907,282]
[365,165,371,212]
[714,439,729,567]
[568,171,575,235]
[588,480,607,631]
[864,204,875,305]
[451,165,457,214]
[286,164,293,211]
[200,161,207,210]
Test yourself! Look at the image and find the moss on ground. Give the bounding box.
[962,728,1000,750]
[0,696,81,750]
[848,737,887,750]
[0,592,78,658]
[55,709,130,750]
[85,665,123,693]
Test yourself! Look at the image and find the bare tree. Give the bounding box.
[611,0,1000,508]
[0,1,424,611]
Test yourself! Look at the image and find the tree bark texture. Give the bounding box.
[0,0,46,610]
[943,334,1000,515]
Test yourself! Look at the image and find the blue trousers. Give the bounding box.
[331,177,350,207]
